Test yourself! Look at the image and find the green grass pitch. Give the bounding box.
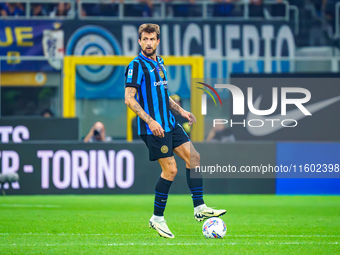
[1,195,339,254]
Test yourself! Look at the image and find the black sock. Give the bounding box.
[186,168,205,207]
[153,177,173,216]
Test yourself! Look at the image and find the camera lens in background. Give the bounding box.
[94,129,101,136]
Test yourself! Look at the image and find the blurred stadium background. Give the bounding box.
[0,0,340,253]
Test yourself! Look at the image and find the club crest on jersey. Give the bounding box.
[159,70,165,79]
[161,145,169,154]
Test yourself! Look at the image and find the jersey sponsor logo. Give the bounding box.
[154,80,168,88]
[150,68,156,72]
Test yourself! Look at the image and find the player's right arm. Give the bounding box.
[125,87,164,138]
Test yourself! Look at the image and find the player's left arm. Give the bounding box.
[169,97,196,126]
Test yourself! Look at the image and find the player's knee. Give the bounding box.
[169,168,177,177]
[168,165,178,177]
[161,159,178,179]
[163,167,177,181]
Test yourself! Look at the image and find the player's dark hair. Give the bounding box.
[138,23,160,40]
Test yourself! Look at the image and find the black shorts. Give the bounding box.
[141,123,190,161]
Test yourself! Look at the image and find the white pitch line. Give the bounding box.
[232,234,340,238]
[0,233,339,238]
[0,242,339,247]
[0,204,61,208]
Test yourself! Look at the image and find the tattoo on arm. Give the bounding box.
[125,87,136,102]
[125,87,153,124]
[169,97,182,114]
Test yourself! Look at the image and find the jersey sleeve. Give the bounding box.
[125,61,143,88]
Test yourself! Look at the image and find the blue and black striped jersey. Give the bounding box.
[125,52,176,135]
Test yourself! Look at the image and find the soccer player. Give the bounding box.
[124,23,226,239]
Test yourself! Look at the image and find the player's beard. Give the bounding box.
[142,47,156,57]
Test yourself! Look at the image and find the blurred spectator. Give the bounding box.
[311,0,325,18]
[95,0,120,16]
[206,124,236,143]
[16,2,25,12]
[212,0,239,17]
[49,3,72,17]
[41,109,54,118]
[0,4,4,15]
[264,0,286,17]
[243,0,264,17]
[78,0,95,17]
[83,121,112,143]
[124,0,152,17]
[140,0,153,17]
[287,0,305,8]
[0,3,25,17]
[325,0,340,24]
[171,0,200,17]
[31,3,47,17]
[81,0,121,17]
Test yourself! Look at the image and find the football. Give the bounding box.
[202,217,227,239]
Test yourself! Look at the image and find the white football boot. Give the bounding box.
[194,205,226,222]
[149,219,175,238]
